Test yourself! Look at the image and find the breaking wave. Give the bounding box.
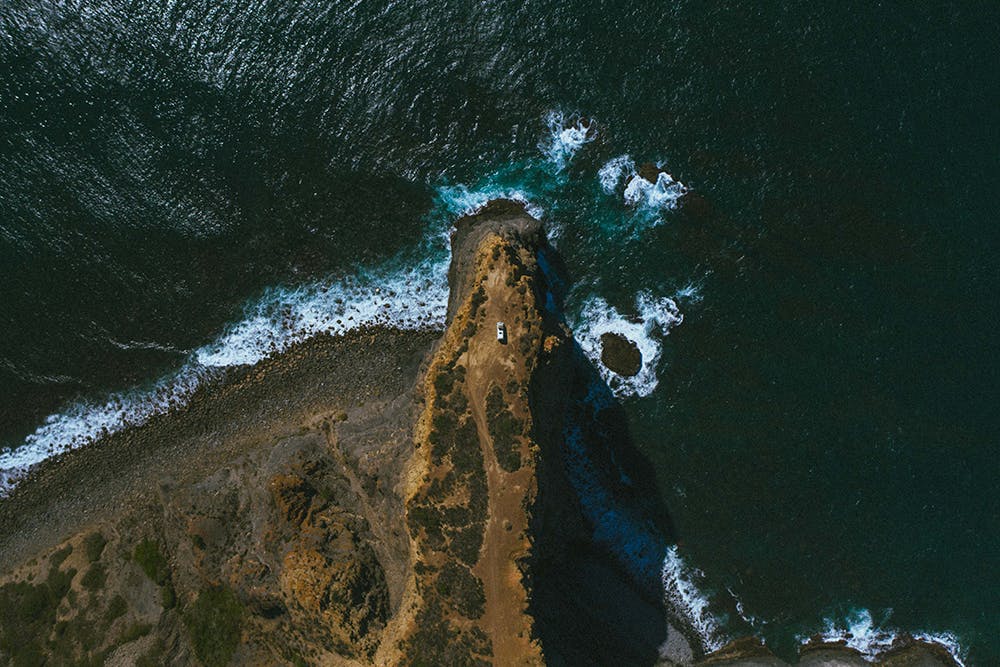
[195,256,449,367]
[0,254,451,495]
[572,292,683,398]
[801,608,967,666]
[598,154,688,234]
[560,381,726,654]
[0,366,208,493]
[662,546,726,651]
[539,110,595,172]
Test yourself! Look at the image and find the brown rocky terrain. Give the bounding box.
[0,201,959,666]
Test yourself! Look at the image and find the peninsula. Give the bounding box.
[0,202,957,667]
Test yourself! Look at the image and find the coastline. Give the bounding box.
[0,326,437,568]
[0,203,965,666]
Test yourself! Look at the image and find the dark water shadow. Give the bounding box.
[525,241,689,666]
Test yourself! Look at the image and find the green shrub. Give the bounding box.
[448,525,484,567]
[433,368,455,398]
[485,385,523,472]
[161,583,176,610]
[50,544,73,569]
[183,587,244,667]
[133,539,169,585]
[46,566,76,600]
[0,581,54,659]
[448,417,482,473]
[81,563,107,591]
[104,594,127,623]
[434,563,485,620]
[83,532,107,563]
[469,287,487,316]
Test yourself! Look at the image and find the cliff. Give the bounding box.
[0,202,958,667]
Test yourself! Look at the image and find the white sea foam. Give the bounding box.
[805,609,967,666]
[623,169,688,210]
[598,154,635,193]
[573,292,683,398]
[195,258,449,367]
[817,609,897,658]
[433,183,543,222]
[0,364,208,493]
[727,586,761,627]
[1,253,451,496]
[0,181,552,496]
[539,110,595,171]
[914,631,967,667]
[561,421,673,600]
[662,547,726,651]
[674,280,704,303]
[598,155,689,232]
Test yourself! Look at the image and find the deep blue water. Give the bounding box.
[2,1,998,662]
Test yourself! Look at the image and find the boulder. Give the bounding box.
[600,332,642,377]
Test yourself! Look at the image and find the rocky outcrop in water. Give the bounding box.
[601,331,643,376]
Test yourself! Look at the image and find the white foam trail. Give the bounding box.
[433,183,544,222]
[1,182,551,496]
[623,170,688,210]
[817,609,897,658]
[662,546,726,651]
[598,155,689,234]
[727,586,761,628]
[562,420,679,605]
[674,280,704,303]
[1,254,451,496]
[806,609,967,666]
[573,292,683,398]
[598,154,635,193]
[539,110,595,171]
[0,366,207,493]
[914,631,967,667]
[195,258,449,367]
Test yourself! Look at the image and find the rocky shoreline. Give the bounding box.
[0,202,961,666]
[0,326,437,568]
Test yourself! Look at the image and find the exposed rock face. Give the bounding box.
[601,331,643,376]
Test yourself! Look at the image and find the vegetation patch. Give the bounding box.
[468,286,487,317]
[0,561,81,665]
[485,385,523,472]
[184,586,245,667]
[447,524,484,567]
[435,562,486,620]
[83,532,108,563]
[104,594,127,623]
[133,539,170,585]
[81,563,107,591]
[50,544,73,569]
[46,565,76,600]
[448,417,482,473]
[401,596,492,667]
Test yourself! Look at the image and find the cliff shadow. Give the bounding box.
[525,243,687,666]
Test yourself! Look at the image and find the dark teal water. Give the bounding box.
[2,1,998,662]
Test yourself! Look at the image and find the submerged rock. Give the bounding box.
[600,332,642,377]
[637,161,662,184]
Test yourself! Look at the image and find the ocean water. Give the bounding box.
[2,1,998,663]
